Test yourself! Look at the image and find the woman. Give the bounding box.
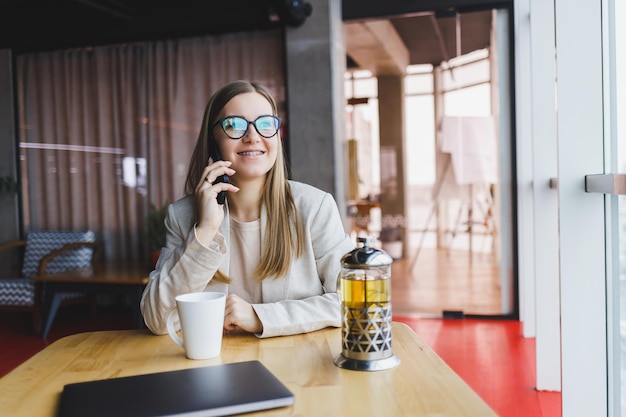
[141,80,354,338]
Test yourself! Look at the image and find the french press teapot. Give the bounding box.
[334,236,400,371]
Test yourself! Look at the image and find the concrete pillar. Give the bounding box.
[377,75,407,258]
[0,49,22,275]
[283,0,348,225]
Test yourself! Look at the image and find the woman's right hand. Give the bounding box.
[194,159,238,245]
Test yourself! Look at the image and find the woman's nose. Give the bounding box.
[241,124,261,142]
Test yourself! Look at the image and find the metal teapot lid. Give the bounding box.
[342,237,393,268]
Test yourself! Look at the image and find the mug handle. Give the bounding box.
[166,309,184,349]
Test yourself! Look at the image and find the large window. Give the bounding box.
[345,49,494,251]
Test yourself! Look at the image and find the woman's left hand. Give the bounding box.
[223,294,263,334]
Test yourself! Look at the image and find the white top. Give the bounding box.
[228,217,262,304]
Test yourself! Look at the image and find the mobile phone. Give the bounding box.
[208,139,229,205]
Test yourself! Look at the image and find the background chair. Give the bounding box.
[0,230,100,333]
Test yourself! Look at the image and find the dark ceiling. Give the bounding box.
[0,0,499,69]
[0,0,285,53]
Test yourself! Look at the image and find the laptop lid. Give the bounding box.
[57,360,295,417]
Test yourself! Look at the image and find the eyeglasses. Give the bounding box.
[213,115,282,140]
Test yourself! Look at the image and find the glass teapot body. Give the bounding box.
[338,262,392,360]
[335,237,400,371]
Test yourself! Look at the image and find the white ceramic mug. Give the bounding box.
[166,292,226,360]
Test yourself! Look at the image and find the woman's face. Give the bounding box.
[213,92,279,183]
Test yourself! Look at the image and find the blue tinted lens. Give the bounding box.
[221,117,248,138]
[255,116,278,136]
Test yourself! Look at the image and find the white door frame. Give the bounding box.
[513,0,561,392]
[554,1,607,413]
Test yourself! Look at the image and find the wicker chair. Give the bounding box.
[0,230,101,333]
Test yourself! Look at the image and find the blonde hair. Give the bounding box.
[185,80,304,282]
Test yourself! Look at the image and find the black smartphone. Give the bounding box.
[208,139,229,205]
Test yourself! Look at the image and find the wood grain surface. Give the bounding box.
[0,322,497,417]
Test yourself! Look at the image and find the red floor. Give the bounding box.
[1,308,560,417]
[394,316,561,417]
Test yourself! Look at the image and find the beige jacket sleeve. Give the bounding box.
[140,196,229,335]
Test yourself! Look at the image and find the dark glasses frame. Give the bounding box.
[212,115,282,140]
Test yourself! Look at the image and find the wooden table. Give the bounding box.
[0,322,497,417]
[33,262,150,338]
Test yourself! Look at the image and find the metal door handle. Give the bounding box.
[549,178,558,189]
[585,174,626,195]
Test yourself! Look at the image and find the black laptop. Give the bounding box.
[57,360,295,417]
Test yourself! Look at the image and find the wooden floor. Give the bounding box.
[362,185,504,318]
[391,247,502,318]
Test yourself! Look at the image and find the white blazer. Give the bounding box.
[140,181,355,338]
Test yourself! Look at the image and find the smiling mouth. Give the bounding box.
[238,151,264,156]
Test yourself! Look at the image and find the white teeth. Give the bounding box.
[239,151,263,156]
